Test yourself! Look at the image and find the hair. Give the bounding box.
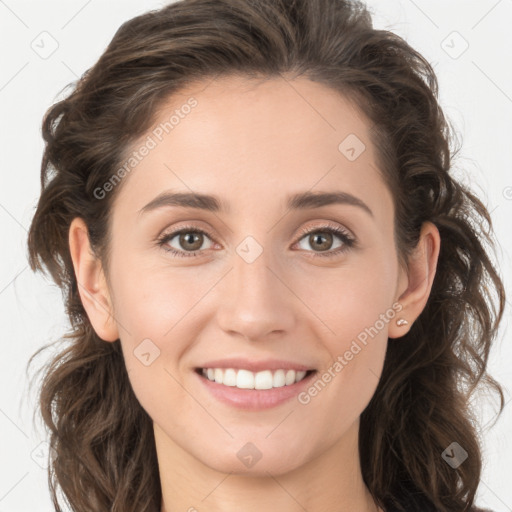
[26,0,506,511]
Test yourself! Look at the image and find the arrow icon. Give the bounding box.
[237,441,262,468]
[441,441,468,468]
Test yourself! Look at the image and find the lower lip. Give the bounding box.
[195,369,317,410]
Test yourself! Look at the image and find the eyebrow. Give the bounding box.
[138,190,373,217]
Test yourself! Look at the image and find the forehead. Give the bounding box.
[112,74,391,220]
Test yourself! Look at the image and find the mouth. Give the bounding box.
[194,367,317,390]
[194,366,318,410]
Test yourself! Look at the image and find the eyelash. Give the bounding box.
[156,223,356,259]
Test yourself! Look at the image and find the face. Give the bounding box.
[88,75,409,475]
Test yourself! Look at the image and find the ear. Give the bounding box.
[388,221,441,339]
[68,217,119,342]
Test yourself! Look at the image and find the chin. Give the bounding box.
[198,444,307,477]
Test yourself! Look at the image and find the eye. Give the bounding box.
[156,222,356,259]
[157,226,216,257]
[293,223,355,258]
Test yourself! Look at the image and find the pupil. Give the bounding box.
[311,232,332,251]
[181,232,202,250]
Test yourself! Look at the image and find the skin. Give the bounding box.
[69,75,440,512]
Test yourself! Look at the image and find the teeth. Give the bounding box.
[223,368,237,386]
[201,368,309,389]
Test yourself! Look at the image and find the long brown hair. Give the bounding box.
[26,1,506,511]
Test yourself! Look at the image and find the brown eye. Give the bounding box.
[178,232,204,251]
[307,231,334,252]
[158,228,215,257]
[294,225,355,258]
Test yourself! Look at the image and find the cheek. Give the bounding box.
[106,258,180,387]
[295,254,397,341]
[109,255,223,387]
[109,253,205,338]
[111,260,200,425]
[297,269,392,429]
[294,253,396,399]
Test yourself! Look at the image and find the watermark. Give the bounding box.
[503,186,512,201]
[237,441,263,468]
[236,235,264,264]
[134,338,161,366]
[93,97,198,200]
[30,440,57,469]
[440,31,469,60]
[441,441,468,468]
[338,133,366,161]
[297,301,403,405]
[31,31,59,60]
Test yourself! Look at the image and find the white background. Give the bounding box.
[0,0,511,510]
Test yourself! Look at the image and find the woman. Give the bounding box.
[26,0,505,511]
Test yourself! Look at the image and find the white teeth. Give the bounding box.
[295,370,307,382]
[237,369,255,389]
[285,369,295,385]
[223,368,237,386]
[254,370,273,389]
[200,367,310,389]
[273,369,286,387]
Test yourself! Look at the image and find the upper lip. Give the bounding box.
[196,358,315,372]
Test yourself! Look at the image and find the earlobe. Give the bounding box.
[389,221,441,339]
[68,217,119,342]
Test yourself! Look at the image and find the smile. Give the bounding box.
[198,367,314,390]
[194,367,318,410]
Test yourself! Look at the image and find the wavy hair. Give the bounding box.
[26,0,506,511]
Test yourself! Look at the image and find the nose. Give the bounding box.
[215,241,296,341]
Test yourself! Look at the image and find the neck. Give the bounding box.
[156,419,381,512]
